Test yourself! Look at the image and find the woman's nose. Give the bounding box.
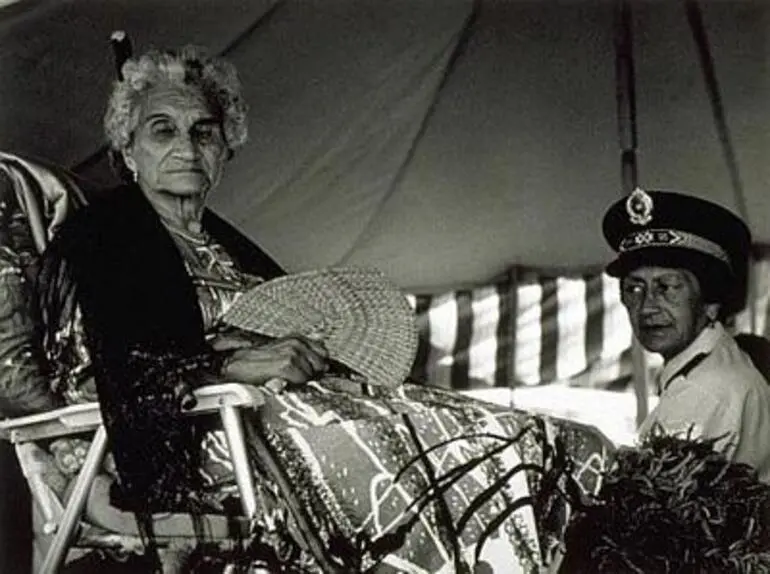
[171,133,200,158]
[641,287,664,310]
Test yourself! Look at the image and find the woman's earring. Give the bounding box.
[123,156,138,182]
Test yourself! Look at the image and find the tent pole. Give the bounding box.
[744,240,757,336]
[631,340,649,426]
[615,0,637,192]
[615,0,649,425]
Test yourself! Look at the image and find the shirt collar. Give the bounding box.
[659,322,725,388]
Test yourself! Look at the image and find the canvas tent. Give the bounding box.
[1,0,768,287]
[1,4,769,568]
[1,0,770,405]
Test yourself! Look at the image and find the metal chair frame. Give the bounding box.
[0,383,265,574]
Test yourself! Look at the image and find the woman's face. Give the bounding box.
[620,266,716,360]
[123,83,228,199]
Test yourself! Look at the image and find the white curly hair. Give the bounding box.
[104,45,248,152]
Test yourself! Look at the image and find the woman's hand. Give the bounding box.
[210,328,269,352]
[219,335,329,386]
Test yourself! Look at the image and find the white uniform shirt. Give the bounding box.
[638,323,770,483]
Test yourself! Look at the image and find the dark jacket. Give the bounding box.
[0,168,284,419]
[36,183,283,511]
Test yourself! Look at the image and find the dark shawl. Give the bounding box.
[37,183,283,512]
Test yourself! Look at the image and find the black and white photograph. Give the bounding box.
[0,0,769,572]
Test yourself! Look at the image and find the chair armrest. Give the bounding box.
[0,382,268,444]
[0,402,102,442]
[188,381,267,413]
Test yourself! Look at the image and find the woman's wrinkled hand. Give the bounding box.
[209,328,270,351]
[219,335,329,386]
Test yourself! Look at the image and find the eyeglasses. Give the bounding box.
[620,277,688,307]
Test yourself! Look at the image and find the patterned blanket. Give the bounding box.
[202,379,614,573]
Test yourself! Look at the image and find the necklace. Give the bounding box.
[164,221,209,245]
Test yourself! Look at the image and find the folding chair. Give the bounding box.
[0,383,267,573]
[0,152,273,572]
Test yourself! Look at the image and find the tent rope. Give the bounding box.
[683,0,748,226]
[338,0,481,263]
[685,0,756,333]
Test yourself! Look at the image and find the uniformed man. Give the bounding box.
[603,188,770,482]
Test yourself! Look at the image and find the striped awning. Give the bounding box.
[409,260,770,391]
[408,268,633,390]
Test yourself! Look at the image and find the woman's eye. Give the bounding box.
[193,124,220,144]
[150,122,176,138]
[622,283,644,296]
[657,281,684,301]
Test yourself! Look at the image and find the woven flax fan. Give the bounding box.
[221,266,419,388]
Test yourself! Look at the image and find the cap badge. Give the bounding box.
[625,187,653,226]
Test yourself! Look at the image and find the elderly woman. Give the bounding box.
[33,45,611,572]
[602,188,770,482]
[39,46,331,513]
